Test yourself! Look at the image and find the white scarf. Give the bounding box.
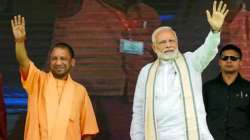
[145,52,200,140]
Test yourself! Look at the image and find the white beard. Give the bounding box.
[156,49,179,61]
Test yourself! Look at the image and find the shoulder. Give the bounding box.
[184,52,192,57]
[203,78,219,88]
[183,51,198,60]
[21,60,47,84]
[138,62,154,75]
[239,77,250,86]
[28,60,47,76]
[141,63,153,72]
[138,62,154,78]
[202,79,219,96]
[183,52,193,62]
[71,80,89,98]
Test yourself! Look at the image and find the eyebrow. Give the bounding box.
[158,40,167,44]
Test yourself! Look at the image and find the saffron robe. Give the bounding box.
[21,61,99,140]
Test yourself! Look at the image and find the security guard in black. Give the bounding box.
[203,74,250,140]
[203,44,250,140]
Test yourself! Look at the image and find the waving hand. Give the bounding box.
[11,15,26,42]
[206,1,229,32]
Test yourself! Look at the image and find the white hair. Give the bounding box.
[151,26,178,44]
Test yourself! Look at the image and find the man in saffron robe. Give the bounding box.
[130,1,229,140]
[11,15,99,140]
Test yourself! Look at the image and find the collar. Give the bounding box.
[217,73,243,86]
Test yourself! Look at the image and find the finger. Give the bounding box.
[17,15,21,25]
[206,10,211,22]
[217,1,223,12]
[22,17,26,31]
[21,16,25,26]
[223,9,229,17]
[14,16,17,26]
[221,3,227,13]
[11,20,14,30]
[213,1,217,14]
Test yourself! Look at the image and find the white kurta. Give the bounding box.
[130,31,220,140]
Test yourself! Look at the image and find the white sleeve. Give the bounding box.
[191,31,220,72]
[130,65,149,140]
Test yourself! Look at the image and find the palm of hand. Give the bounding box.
[13,25,26,40]
[206,1,229,32]
[209,11,225,31]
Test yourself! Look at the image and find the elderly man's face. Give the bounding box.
[153,29,178,60]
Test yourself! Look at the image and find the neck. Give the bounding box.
[221,72,238,85]
[61,76,68,80]
[53,74,68,81]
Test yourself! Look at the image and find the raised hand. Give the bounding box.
[206,1,229,32]
[11,15,26,42]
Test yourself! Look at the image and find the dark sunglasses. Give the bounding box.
[220,56,240,61]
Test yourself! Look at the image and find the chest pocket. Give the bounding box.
[66,107,81,138]
[232,90,250,108]
[67,107,81,132]
[68,104,79,124]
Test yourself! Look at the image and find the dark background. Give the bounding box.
[0,0,249,139]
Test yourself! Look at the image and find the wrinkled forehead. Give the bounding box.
[152,27,177,43]
[157,30,176,39]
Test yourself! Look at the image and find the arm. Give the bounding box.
[80,87,99,138]
[191,0,229,72]
[202,83,208,112]
[130,66,147,140]
[11,15,30,77]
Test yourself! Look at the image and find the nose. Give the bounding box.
[165,42,171,48]
[55,59,62,65]
[225,58,233,62]
[165,41,175,50]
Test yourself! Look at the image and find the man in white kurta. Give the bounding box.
[130,1,229,140]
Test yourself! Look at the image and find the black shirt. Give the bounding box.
[203,73,250,140]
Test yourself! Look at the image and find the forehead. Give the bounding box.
[155,29,176,41]
[50,47,71,57]
[222,49,240,56]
